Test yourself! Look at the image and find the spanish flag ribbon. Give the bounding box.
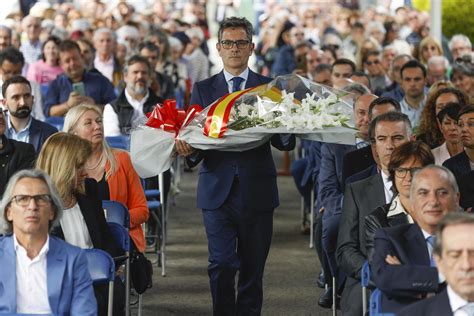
[203,84,284,138]
[146,100,202,135]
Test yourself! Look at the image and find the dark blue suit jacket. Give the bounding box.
[188,70,295,211]
[318,143,355,218]
[397,288,453,316]
[346,163,378,186]
[443,151,470,183]
[29,117,58,152]
[372,224,439,313]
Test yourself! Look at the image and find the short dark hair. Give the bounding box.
[437,102,462,122]
[58,39,81,54]
[368,96,402,118]
[314,63,332,74]
[388,141,434,187]
[331,58,356,74]
[0,47,25,68]
[2,75,31,98]
[434,212,474,256]
[138,41,160,55]
[400,59,427,79]
[218,17,253,42]
[370,111,412,136]
[363,50,381,64]
[124,54,152,74]
[458,105,474,120]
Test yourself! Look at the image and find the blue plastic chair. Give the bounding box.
[102,200,131,316]
[106,135,130,151]
[83,248,115,316]
[45,116,65,131]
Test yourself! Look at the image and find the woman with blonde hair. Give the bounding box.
[417,36,443,66]
[63,104,149,253]
[36,132,124,315]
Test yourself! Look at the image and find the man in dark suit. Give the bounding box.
[398,212,474,316]
[3,76,57,152]
[341,96,402,187]
[373,165,461,313]
[317,93,376,307]
[175,17,295,315]
[336,111,413,316]
[443,105,474,184]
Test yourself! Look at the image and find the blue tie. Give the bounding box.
[426,235,436,267]
[231,77,244,93]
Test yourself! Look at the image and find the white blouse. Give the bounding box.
[60,203,93,249]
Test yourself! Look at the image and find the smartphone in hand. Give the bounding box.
[72,82,85,96]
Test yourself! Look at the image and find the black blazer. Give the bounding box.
[341,145,375,188]
[336,173,386,279]
[29,117,58,153]
[443,150,470,184]
[372,224,439,313]
[0,136,35,197]
[397,288,452,316]
[52,179,121,258]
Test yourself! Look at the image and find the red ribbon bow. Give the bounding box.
[146,100,202,135]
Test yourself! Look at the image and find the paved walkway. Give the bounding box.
[139,156,333,315]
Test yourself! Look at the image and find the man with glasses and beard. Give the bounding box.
[3,76,57,153]
[103,55,164,136]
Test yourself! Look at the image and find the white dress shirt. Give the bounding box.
[432,142,452,165]
[400,97,426,128]
[94,55,114,82]
[381,171,394,204]
[103,89,150,136]
[14,234,52,314]
[60,203,93,249]
[421,228,445,283]
[448,285,473,316]
[223,68,250,94]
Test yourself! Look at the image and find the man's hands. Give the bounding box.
[175,139,196,157]
[385,254,401,265]
[67,92,94,109]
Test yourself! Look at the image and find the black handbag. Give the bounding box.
[130,251,153,294]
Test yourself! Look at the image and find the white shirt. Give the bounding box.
[400,96,426,128]
[421,228,445,283]
[386,195,414,224]
[381,171,394,204]
[448,285,473,316]
[60,203,93,249]
[14,234,52,314]
[103,89,150,136]
[223,68,250,94]
[94,55,114,82]
[432,142,452,165]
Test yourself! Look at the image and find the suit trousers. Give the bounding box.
[203,177,273,316]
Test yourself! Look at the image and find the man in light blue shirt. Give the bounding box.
[399,60,427,128]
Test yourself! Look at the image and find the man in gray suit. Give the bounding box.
[336,111,414,315]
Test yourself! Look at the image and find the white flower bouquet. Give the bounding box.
[131,74,357,177]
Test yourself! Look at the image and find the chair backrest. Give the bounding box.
[83,248,115,284]
[103,200,130,229]
[45,116,65,131]
[106,135,130,151]
[108,222,131,253]
[361,260,370,287]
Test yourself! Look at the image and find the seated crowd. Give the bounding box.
[0,1,473,315]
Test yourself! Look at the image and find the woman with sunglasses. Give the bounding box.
[364,141,434,262]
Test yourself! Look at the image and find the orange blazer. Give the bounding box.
[106,149,149,252]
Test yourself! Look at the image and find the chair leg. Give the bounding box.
[107,280,114,316]
[309,187,315,249]
[362,286,367,316]
[125,253,131,316]
[332,276,337,316]
[159,173,167,277]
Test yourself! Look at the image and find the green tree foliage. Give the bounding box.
[442,0,474,42]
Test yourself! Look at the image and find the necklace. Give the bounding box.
[85,152,104,170]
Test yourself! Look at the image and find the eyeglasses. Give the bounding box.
[219,40,251,49]
[365,60,380,66]
[11,194,52,207]
[394,167,421,178]
[455,54,473,65]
